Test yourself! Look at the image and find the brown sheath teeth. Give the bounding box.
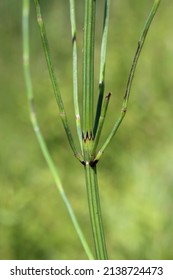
[82,131,94,142]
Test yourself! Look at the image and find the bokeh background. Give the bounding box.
[0,0,173,260]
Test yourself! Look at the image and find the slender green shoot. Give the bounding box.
[22,0,94,260]
[94,0,111,136]
[69,0,83,153]
[82,0,96,138]
[94,0,161,162]
[33,0,82,163]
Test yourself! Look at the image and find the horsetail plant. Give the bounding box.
[23,0,161,260]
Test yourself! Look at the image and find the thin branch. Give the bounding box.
[94,0,111,136]
[69,0,83,153]
[92,92,111,158]
[34,0,82,162]
[22,0,94,260]
[94,0,161,162]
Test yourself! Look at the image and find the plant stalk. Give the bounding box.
[82,0,108,260]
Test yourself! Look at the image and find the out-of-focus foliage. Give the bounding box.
[0,0,173,259]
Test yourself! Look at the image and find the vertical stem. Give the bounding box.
[84,163,108,260]
[82,0,96,137]
[82,0,108,259]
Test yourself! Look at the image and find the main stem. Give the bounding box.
[84,163,108,260]
[82,0,108,259]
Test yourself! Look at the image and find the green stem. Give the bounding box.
[82,0,108,259]
[22,0,94,260]
[82,0,96,137]
[94,0,161,162]
[34,0,82,162]
[84,163,108,260]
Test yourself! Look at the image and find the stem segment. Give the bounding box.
[82,0,96,137]
[84,163,108,260]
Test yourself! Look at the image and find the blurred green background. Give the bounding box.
[0,0,173,260]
